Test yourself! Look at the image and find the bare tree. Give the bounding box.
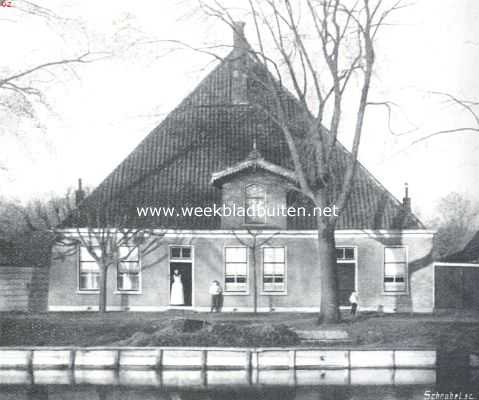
[0,51,100,123]
[428,192,479,259]
[8,189,167,313]
[231,228,278,313]
[194,0,405,322]
[0,1,111,130]
[56,222,166,313]
[406,92,479,147]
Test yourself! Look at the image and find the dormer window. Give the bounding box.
[210,150,295,230]
[245,184,266,224]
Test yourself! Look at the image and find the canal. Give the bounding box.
[0,368,477,399]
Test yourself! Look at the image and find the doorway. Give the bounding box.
[169,246,193,307]
[170,263,192,306]
[435,264,479,309]
[336,247,357,307]
[337,263,355,306]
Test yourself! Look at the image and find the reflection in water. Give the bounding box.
[0,368,437,388]
[0,368,476,400]
[0,386,460,400]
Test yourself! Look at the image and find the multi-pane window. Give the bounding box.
[384,247,408,293]
[79,246,100,291]
[263,247,286,293]
[170,246,192,260]
[117,247,140,292]
[245,184,266,224]
[336,247,356,261]
[224,247,248,292]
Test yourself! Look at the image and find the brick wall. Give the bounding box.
[48,231,434,313]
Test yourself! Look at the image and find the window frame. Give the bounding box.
[116,246,142,294]
[244,183,267,225]
[261,246,288,295]
[383,246,409,294]
[336,245,358,295]
[169,245,193,261]
[223,245,249,295]
[168,245,195,307]
[77,245,101,294]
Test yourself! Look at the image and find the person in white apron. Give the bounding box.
[170,269,184,305]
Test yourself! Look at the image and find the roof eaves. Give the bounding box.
[211,158,297,186]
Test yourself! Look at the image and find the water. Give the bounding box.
[0,369,477,399]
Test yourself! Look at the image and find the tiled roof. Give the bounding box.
[443,231,479,263]
[65,48,423,230]
[210,147,297,186]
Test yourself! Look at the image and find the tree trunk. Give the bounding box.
[252,246,257,313]
[317,218,340,323]
[98,265,108,313]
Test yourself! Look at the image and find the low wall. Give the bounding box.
[0,347,437,370]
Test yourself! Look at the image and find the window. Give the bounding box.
[117,247,140,292]
[224,247,248,292]
[263,247,286,293]
[170,246,192,260]
[245,184,266,224]
[384,247,407,293]
[79,246,100,291]
[336,247,355,261]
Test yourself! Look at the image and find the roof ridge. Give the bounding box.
[63,41,424,230]
[79,51,239,209]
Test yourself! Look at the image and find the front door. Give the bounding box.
[435,266,463,309]
[436,266,479,309]
[169,246,193,307]
[336,247,356,306]
[337,264,355,306]
[170,263,192,306]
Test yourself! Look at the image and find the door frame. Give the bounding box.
[168,245,195,308]
[434,262,479,309]
[337,245,358,309]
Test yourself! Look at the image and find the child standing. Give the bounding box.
[349,291,359,316]
[209,280,223,312]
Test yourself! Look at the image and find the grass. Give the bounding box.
[1,310,479,352]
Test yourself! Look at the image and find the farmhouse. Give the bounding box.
[48,24,435,313]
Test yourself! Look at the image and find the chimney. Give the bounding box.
[231,21,248,105]
[232,21,247,53]
[75,178,86,206]
[402,182,411,213]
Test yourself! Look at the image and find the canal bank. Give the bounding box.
[0,347,438,370]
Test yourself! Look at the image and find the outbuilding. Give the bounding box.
[435,232,479,310]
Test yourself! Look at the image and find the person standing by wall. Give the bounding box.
[170,269,184,306]
[209,280,222,312]
[349,291,359,317]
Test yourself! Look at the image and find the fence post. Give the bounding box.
[289,350,296,369]
[155,349,163,370]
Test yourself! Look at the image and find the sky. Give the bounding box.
[1,0,479,222]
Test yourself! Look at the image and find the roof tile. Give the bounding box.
[66,50,423,230]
